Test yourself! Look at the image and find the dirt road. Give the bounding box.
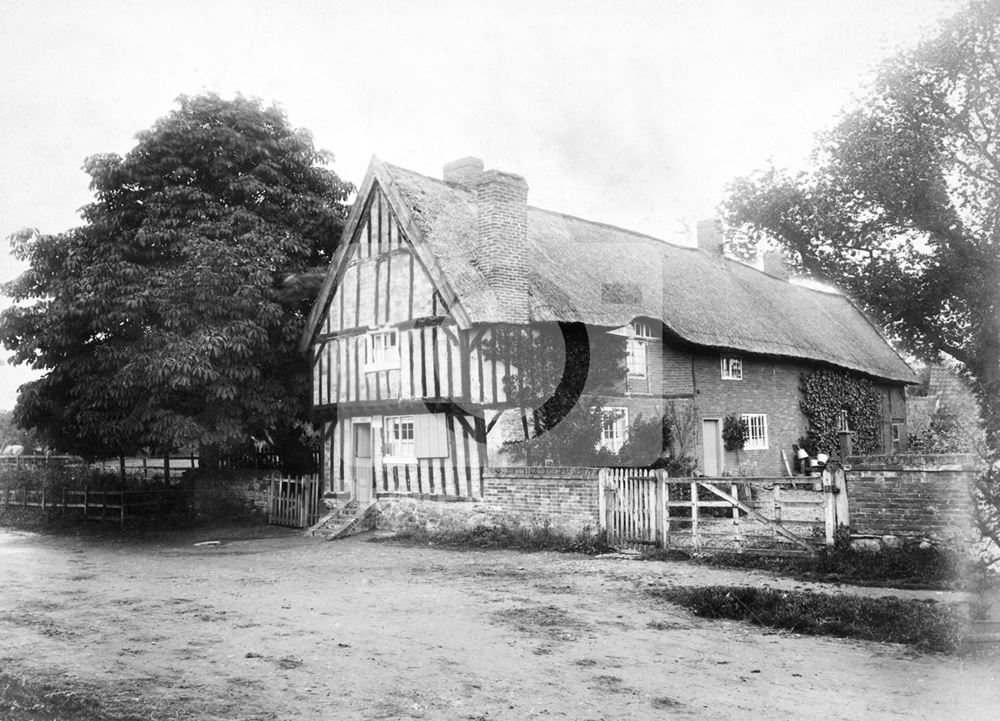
[1,526,997,720]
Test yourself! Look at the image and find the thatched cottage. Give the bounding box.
[300,157,915,502]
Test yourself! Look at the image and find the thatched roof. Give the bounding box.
[308,159,916,383]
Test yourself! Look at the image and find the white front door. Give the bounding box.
[702,419,721,477]
[353,423,373,504]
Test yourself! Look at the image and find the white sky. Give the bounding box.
[0,0,961,409]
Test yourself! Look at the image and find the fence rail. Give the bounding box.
[1,485,192,525]
[599,469,845,556]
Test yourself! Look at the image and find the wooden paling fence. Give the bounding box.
[1,485,192,526]
[267,475,323,528]
[599,467,849,555]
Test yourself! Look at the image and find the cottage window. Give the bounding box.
[721,357,743,380]
[626,322,653,377]
[891,423,901,452]
[626,339,647,376]
[741,413,768,450]
[839,409,850,432]
[632,321,655,338]
[366,329,399,371]
[599,407,629,453]
[385,415,415,459]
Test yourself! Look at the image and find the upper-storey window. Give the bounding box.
[720,356,743,380]
[366,329,399,371]
[626,321,655,376]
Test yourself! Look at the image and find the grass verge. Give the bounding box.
[374,523,615,555]
[652,585,968,653]
[0,670,148,721]
[640,542,990,592]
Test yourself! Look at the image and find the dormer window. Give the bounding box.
[632,321,655,338]
[366,329,399,371]
[721,357,743,380]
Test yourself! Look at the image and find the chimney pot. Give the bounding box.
[697,218,725,256]
[443,157,484,187]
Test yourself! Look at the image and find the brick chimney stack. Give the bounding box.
[762,250,790,281]
[697,218,725,256]
[475,168,530,321]
[443,157,485,187]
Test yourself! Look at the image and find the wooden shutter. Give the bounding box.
[414,414,449,458]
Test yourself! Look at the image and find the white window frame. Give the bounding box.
[384,415,416,462]
[598,407,629,453]
[741,413,768,450]
[721,357,743,380]
[632,321,655,338]
[366,329,400,372]
[626,339,647,376]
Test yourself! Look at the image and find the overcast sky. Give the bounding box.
[0,0,961,409]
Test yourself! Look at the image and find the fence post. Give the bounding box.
[83,485,89,519]
[62,487,67,515]
[690,482,700,550]
[41,487,45,511]
[120,490,125,528]
[597,469,607,532]
[654,470,666,549]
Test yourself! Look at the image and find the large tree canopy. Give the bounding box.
[1,94,353,461]
[723,0,1000,446]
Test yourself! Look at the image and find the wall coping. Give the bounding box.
[844,452,977,472]
[486,466,601,478]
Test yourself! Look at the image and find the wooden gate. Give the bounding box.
[267,475,323,528]
[599,466,849,556]
[598,468,660,550]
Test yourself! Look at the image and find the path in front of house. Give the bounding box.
[0,527,997,721]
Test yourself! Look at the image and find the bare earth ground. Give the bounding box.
[1,526,998,721]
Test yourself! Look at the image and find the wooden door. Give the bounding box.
[353,423,374,504]
[702,419,721,476]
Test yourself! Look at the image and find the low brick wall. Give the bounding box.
[373,467,601,536]
[844,453,977,545]
[191,473,270,519]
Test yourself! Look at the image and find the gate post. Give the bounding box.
[654,469,666,549]
[597,469,608,532]
[822,467,836,547]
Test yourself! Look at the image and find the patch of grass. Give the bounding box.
[375,524,615,555]
[0,670,147,721]
[651,585,968,653]
[640,541,991,592]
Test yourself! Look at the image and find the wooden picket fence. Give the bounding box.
[267,475,323,528]
[598,467,849,555]
[1,485,192,526]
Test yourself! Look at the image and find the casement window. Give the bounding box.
[891,423,901,452]
[626,321,654,376]
[385,415,415,458]
[721,357,743,380]
[741,413,768,450]
[626,339,647,376]
[383,414,450,462]
[366,329,399,371]
[599,407,629,453]
[839,409,850,432]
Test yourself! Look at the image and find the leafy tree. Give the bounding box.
[722,1,1000,556]
[723,1,1000,447]
[1,94,353,467]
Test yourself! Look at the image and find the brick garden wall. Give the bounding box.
[844,453,976,544]
[373,466,600,536]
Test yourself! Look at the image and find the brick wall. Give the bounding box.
[483,467,600,531]
[374,466,600,536]
[845,453,976,543]
[692,352,812,476]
